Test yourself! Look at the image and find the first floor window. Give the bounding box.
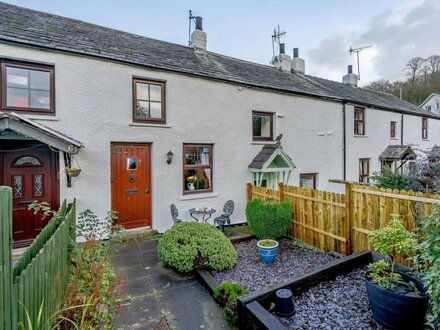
[300,173,317,189]
[1,61,54,113]
[252,111,273,141]
[422,117,428,139]
[359,158,370,183]
[381,160,393,173]
[133,78,165,123]
[183,144,213,194]
[354,107,365,135]
[390,121,396,138]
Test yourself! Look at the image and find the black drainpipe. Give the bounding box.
[401,112,404,145]
[342,102,347,180]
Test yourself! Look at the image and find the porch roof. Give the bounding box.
[379,145,416,161]
[248,142,295,171]
[0,112,83,154]
[428,145,440,161]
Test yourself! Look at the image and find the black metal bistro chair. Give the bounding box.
[170,204,182,224]
[214,200,234,231]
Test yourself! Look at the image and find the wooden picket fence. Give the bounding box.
[247,183,440,259]
[0,186,76,329]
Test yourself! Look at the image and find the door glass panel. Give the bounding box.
[127,157,137,170]
[14,156,42,167]
[14,175,23,197]
[34,174,43,196]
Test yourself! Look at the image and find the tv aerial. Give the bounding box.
[349,45,372,80]
[271,25,286,62]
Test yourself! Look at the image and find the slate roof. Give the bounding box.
[306,75,439,118]
[248,143,295,169]
[428,145,440,161]
[0,2,437,119]
[379,145,416,160]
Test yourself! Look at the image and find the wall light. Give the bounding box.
[166,150,174,164]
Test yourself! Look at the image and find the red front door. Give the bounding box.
[111,143,152,229]
[1,143,59,247]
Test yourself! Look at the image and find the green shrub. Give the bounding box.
[246,199,292,240]
[371,168,408,190]
[213,282,248,325]
[158,222,238,273]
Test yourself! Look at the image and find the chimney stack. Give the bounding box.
[291,47,305,74]
[342,65,358,87]
[190,16,207,51]
[272,43,291,72]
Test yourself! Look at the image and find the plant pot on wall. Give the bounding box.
[65,167,81,177]
[365,271,429,329]
[257,239,278,264]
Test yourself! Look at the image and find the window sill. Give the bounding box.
[179,192,219,201]
[353,135,368,138]
[129,123,172,128]
[422,139,430,141]
[390,138,399,140]
[251,141,276,145]
[24,115,59,121]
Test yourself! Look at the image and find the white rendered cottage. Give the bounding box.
[0,2,439,246]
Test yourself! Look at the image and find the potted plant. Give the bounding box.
[186,175,197,191]
[65,167,81,177]
[246,199,291,264]
[365,216,429,329]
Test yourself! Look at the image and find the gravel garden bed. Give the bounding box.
[214,238,336,292]
[274,267,383,330]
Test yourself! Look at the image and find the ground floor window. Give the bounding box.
[359,158,370,183]
[183,144,213,194]
[381,160,394,173]
[299,173,317,189]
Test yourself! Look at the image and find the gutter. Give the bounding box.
[401,112,404,146]
[342,102,347,180]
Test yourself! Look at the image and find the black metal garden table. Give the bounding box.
[189,207,216,223]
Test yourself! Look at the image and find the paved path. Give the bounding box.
[112,239,229,329]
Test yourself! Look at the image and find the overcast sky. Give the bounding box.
[4,0,440,86]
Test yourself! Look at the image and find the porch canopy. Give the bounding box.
[248,140,295,190]
[379,145,416,162]
[0,112,83,154]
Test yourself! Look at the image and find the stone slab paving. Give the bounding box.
[112,239,229,329]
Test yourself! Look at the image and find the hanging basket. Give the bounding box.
[65,167,82,177]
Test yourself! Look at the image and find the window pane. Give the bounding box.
[253,114,272,138]
[136,83,149,100]
[127,157,137,170]
[34,174,43,196]
[6,67,28,88]
[150,84,162,102]
[300,176,315,189]
[30,70,50,90]
[7,87,29,107]
[136,100,150,118]
[184,146,210,165]
[150,102,162,118]
[30,90,50,109]
[14,175,23,197]
[184,168,211,191]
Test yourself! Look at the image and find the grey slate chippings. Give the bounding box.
[276,268,384,330]
[214,239,336,292]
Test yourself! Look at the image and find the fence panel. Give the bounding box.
[0,186,75,329]
[247,183,440,260]
[0,187,13,330]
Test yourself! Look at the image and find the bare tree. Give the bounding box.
[426,55,440,75]
[364,79,393,93]
[405,57,425,85]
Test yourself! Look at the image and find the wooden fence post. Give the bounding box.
[247,183,252,202]
[279,182,285,202]
[0,187,13,330]
[345,182,353,255]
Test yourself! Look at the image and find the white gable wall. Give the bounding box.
[0,43,438,232]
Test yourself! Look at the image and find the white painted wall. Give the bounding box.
[1,43,439,233]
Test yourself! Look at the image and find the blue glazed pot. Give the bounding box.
[257,239,279,264]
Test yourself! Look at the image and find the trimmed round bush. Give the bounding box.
[246,199,292,240]
[158,222,238,273]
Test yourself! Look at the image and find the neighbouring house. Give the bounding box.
[0,2,439,246]
[420,93,440,115]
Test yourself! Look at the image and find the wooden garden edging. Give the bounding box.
[0,186,76,329]
[247,183,440,260]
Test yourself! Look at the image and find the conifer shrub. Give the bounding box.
[246,199,292,239]
[158,222,238,273]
